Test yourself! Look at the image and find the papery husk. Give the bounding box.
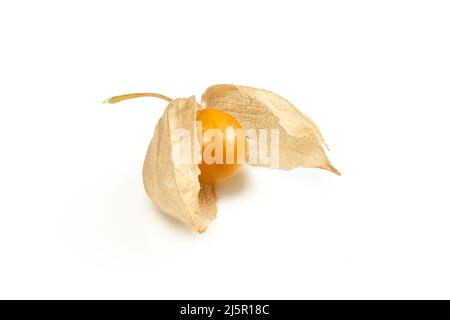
[201,84,340,175]
[142,96,216,232]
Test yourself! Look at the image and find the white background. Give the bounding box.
[0,0,449,299]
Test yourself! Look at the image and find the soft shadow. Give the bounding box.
[215,169,249,198]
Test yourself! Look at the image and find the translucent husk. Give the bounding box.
[201,84,340,175]
[142,96,216,232]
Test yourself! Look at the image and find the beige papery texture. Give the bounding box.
[142,96,216,233]
[201,84,340,175]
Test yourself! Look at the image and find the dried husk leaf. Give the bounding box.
[201,84,340,175]
[143,96,216,232]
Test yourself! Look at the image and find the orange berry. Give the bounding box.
[196,109,246,184]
